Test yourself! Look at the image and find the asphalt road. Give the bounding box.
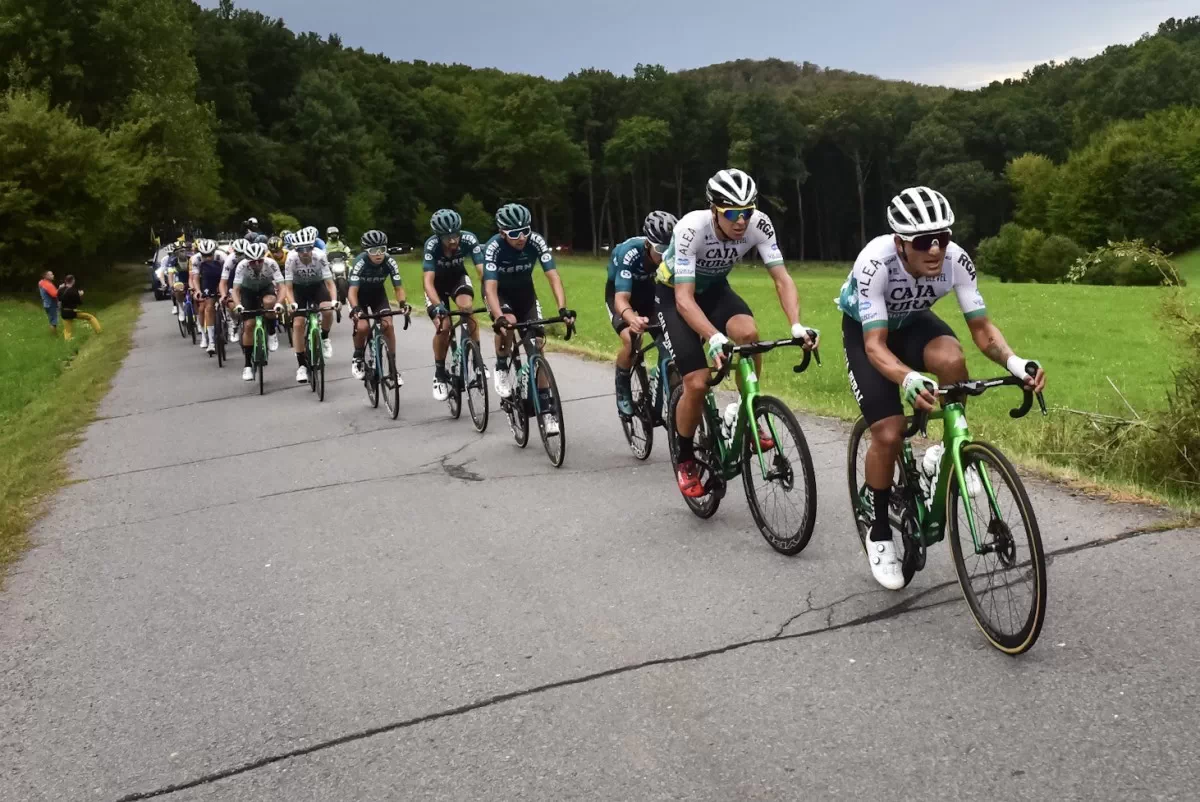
[2,293,1197,801]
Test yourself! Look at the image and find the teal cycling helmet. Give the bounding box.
[495,203,532,231]
[430,209,462,235]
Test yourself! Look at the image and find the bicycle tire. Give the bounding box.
[307,327,319,395]
[465,339,489,433]
[846,417,919,586]
[621,364,653,461]
[741,395,817,555]
[188,310,197,345]
[316,360,325,402]
[447,344,463,420]
[365,340,380,408]
[666,384,721,519]
[382,340,399,420]
[506,364,529,448]
[531,355,565,467]
[254,328,266,396]
[215,316,226,367]
[948,440,1047,655]
[177,316,186,338]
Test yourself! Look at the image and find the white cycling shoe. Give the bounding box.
[493,369,513,398]
[241,366,254,382]
[296,365,308,383]
[867,538,906,591]
[268,334,279,352]
[351,360,365,380]
[432,379,449,402]
[541,414,560,436]
[321,339,333,359]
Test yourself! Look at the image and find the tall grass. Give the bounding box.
[0,267,141,575]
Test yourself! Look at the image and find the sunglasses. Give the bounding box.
[716,205,755,223]
[502,227,531,239]
[249,259,264,267]
[902,230,952,252]
[295,245,313,254]
[651,242,669,254]
[367,246,387,256]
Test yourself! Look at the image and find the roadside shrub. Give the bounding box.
[975,222,1025,282]
[1034,234,1085,283]
[1067,240,1186,287]
[268,211,301,234]
[1016,227,1047,282]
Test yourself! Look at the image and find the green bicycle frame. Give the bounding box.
[901,402,1002,554]
[251,315,268,365]
[705,357,784,482]
[306,311,322,366]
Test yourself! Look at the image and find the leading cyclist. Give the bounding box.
[838,186,1046,589]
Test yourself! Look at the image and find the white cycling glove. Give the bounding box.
[791,323,819,346]
[902,372,938,406]
[1007,355,1040,381]
[705,332,730,361]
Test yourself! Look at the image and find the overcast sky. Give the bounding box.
[203,0,1195,88]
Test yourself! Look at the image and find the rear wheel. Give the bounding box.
[465,339,489,433]
[532,355,565,467]
[188,310,197,344]
[741,395,817,555]
[948,441,1047,655]
[381,340,400,420]
[846,417,920,587]
[621,364,653,461]
[667,384,722,519]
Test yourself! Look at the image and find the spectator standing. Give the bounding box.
[37,271,58,336]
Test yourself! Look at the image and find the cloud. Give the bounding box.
[900,43,1108,89]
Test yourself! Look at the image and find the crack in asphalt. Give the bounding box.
[111,521,1184,801]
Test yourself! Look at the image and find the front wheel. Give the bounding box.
[621,364,653,461]
[948,441,1047,655]
[365,345,380,408]
[531,355,565,467]
[741,396,817,555]
[381,340,399,420]
[465,339,489,433]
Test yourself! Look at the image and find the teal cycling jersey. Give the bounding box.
[481,232,556,289]
[606,236,655,294]
[422,232,484,275]
[349,252,403,287]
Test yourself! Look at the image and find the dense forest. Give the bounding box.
[1,1,1199,285]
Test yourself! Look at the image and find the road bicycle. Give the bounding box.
[237,307,274,395]
[618,323,676,461]
[496,313,576,467]
[177,287,197,344]
[295,303,330,402]
[667,333,819,555]
[846,367,1048,654]
[438,306,490,432]
[358,306,411,420]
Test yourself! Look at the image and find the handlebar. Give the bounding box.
[707,331,821,388]
[903,364,1047,438]
[356,306,412,331]
[441,306,490,318]
[496,314,577,342]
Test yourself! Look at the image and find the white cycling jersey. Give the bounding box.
[657,208,784,292]
[232,258,283,292]
[220,252,240,282]
[837,235,987,331]
[188,252,203,277]
[284,249,333,286]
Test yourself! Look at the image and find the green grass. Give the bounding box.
[1174,247,1200,286]
[395,253,1196,507]
[0,267,142,576]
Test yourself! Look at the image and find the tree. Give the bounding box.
[604,116,671,230]
[1006,153,1057,230]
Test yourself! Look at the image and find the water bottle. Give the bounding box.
[919,444,943,499]
[647,365,659,406]
[721,402,739,442]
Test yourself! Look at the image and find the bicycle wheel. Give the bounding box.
[506,366,529,448]
[177,315,187,338]
[307,329,319,395]
[365,342,380,408]
[741,395,817,555]
[846,417,921,586]
[666,384,721,519]
[315,357,325,402]
[447,345,463,420]
[621,364,653,461]
[381,340,400,420]
[255,345,265,396]
[215,314,226,367]
[531,355,565,467]
[465,339,489,433]
[188,310,197,345]
[948,440,1047,655]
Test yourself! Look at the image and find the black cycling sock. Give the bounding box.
[320,329,329,340]
[243,346,252,367]
[496,356,508,371]
[266,319,276,335]
[353,347,364,361]
[296,353,306,367]
[870,486,892,542]
[676,434,695,463]
[436,358,446,372]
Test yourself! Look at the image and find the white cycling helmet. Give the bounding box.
[293,227,319,248]
[887,186,955,236]
[198,238,217,256]
[706,168,757,207]
[231,238,250,256]
[245,242,268,261]
[283,233,297,248]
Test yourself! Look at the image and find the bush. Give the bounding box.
[975,222,1025,282]
[1017,227,1047,282]
[268,212,301,234]
[1067,240,1186,286]
[1034,234,1085,283]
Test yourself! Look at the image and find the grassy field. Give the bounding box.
[0,267,142,576]
[396,253,1197,507]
